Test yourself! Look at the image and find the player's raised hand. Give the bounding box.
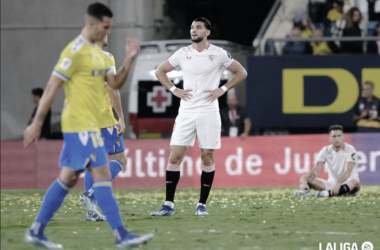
[126,38,140,60]
[117,118,126,136]
[23,123,41,147]
[173,89,193,101]
[204,88,224,102]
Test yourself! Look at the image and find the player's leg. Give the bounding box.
[294,176,326,197]
[80,127,126,221]
[89,164,153,247]
[83,127,126,192]
[317,179,361,197]
[195,112,221,215]
[151,113,196,216]
[151,145,187,216]
[85,130,153,247]
[195,148,215,216]
[25,167,81,249]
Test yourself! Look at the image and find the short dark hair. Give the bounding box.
[193,17,212,30]
[32,88,44,98]
[87,2,113,20]
[364,81,374,88]
[329,124,343,133]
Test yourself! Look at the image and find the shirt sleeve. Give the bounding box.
[220,49,235,69]
[53,47,78,82]
[316,147,327,163]
[346,146,357,163]
[105,53,116,76]
[167,49,181,69]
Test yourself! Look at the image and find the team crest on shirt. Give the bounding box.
[209,55,215,61]
[90,153,97,162]
[351,153,356,161]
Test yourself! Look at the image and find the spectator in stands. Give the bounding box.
[331,7,366,53]
[294,13,316,38]
[326,0,344,28]
[367,22,380,53]
[310,28,333,54]
[220,94,251,139]
[28,88,51,139]
[282,27,311,55]
[353,81,380,132]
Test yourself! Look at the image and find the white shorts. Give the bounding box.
[319,177,361,196]
[170,112,221,149]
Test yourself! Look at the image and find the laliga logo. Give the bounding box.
[319,241,373,250]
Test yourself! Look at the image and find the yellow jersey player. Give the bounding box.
[79,34,133,222]
[23,3,152,249]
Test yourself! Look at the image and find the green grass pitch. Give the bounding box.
[1,186,379,250]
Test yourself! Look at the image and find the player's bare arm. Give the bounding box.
[106,84,125,136]
[23,74,64,147]
[204,60,247,102]
[330,162,355,195]
[107,38,140,90]
[240,117,251,139]
[155,61,193,101]
[299,161,324,190]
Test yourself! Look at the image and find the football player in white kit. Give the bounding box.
[151,17,247,216]
[294,125,361,197]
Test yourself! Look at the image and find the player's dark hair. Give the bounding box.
[364,81,374,88]
[193,17,212,30]
[31,88,44,98]
[329,124,343,133]
[87,2,113,20]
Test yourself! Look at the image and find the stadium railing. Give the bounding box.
[264,36,380,56]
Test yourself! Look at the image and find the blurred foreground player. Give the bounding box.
[79,33,138,222]
[294,125,360,198]
[23,3,152,248]
[151,17,247,216]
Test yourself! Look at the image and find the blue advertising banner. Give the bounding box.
[246,55,380,129]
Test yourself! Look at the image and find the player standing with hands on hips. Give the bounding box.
[151,17,247,216]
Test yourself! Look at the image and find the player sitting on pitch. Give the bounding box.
[294,125,361,197]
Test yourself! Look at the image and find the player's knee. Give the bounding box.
[350,179,360,188]
[114,152,127,166]
[91,166,111,181]
[168,152,183,165]
[201,152,214,166]
[61,173,80,187]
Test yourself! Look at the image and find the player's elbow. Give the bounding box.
[155,69,163,79]
[238,68,247,80]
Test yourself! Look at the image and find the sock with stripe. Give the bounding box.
[32,178,71,235]
[109,159,124,180]
[84,169,94,193]
[87,159,125,198]
[93,180,128,240]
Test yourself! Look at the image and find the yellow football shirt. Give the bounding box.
[53,36,110,132]
[99,50,118,129]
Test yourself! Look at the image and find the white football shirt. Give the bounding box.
[167,43,234,113]
[316,143,359,182]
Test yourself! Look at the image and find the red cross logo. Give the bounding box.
[147,86,172,113]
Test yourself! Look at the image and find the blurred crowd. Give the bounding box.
[282,0,380,55]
